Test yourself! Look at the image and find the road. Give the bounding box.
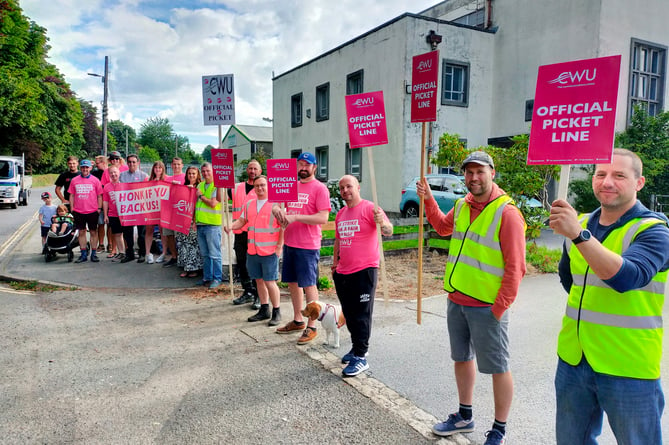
[0,186,46,258]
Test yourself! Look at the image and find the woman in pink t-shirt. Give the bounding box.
[144,161,167,264]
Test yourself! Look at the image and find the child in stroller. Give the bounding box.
[44,205,78,262]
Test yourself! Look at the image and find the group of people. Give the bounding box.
[41,146,669,445]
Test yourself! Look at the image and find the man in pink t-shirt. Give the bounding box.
[68,159,103,263]
[332,175,393,377]
[273,152,331,344]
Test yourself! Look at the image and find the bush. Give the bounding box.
[317,276,333,290]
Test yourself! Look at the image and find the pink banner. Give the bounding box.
[411,50,439,122]
[528,55,621,165]
[115,181,171,226]
[211,148,235,188]
[266,158,298,202]
[160,184,197,234]
[345,91,388,148]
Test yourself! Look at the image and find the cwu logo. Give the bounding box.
[175,199,194,214]
[353,97,374,106]
[548,69,597,85]
[417,60,432,72]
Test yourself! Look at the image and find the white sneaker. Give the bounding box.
[155,253,165,263]
[147,253,154,264]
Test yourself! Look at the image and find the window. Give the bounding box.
[525,100,534,122]
[452,8,485,27]
[346,70,364,95]
[315,146,328,181]
[290,149,302,159]
[628,39,666,122]
[316,83,330,121]
[442,60,469,107]
[291,93,303,127]
[345,144,362,180]
[228,133,237,147]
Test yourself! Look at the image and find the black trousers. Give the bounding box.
[333,268,377,357]
[122,225,145,258]
[233,231,256,293]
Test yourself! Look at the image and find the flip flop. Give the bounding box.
[180,272,188,278]
[187,272,199,278]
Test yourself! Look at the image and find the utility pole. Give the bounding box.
[87,55,109,157]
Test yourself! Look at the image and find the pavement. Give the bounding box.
[1,215,667,444]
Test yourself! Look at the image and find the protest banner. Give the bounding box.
[411,50,439,123]
[160,184,197,234]
[266,159,298,202]
[345,91,388,148]
[528,55,621,165]
[202,74,235,126]
[114,181,171,226]
[211,148,235,189]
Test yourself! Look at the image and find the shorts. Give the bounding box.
[97,211,105,225]
[247,253,279,281]
[162,228,175,236]
[72,211,99,231]
[281,245,319,288]
[108,216,123,234]
[447,299,510,374]
[40,226,50,237]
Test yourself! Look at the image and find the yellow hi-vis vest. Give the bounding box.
[444,195,514,303]
[195,182,222,225]
[245,200,281,256]
[557,216,668,379]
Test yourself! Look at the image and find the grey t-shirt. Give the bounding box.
[119,169,148,183]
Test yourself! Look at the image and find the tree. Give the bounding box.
[79,99,101,157]
[0,0,83,172]
[108,119,136,156]
[201,145,214,162]
[432,133,470,169]
[138,146,160,164]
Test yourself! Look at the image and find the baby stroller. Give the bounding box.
[44,226,80,263]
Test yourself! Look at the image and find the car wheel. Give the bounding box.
[403,203,419,218]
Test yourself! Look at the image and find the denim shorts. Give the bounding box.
[447,299,510,374]
[247,253,279,281]
[281,245,319,288]
[97,211,105,225]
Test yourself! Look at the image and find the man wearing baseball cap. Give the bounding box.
[272,152,331,344]
[68,159,104,263]
[416,150,526,445]
[101,151,128,186]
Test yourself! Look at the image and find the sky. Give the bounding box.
[20,0,439,153]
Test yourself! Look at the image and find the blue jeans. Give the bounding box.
[196,224,222,282]
[555,357,664,445]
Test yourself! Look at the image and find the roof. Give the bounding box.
[223,125,273,143]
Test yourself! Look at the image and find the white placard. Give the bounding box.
[202,74,235,126]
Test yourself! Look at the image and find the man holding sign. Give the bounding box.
[550,149,669,445]
[417,151,526,445]
[273,152,331,344]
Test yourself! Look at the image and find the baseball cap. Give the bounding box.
[461,151,494,170]
[80,159,92,168]
[297,152,317,165]
[109,151,122,160]
[41,192,51,199]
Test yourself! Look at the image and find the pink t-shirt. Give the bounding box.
[167,173,186,185]
[68,175,103,214]
[284,178,331,250]
[335,200,388,274]
[101,164,129,185]
[103,182,121,217]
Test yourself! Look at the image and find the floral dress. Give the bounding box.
[176,226,203,272]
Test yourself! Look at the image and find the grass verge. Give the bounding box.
[7,280,78,293]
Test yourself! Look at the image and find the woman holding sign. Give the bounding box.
[144,161,167,264]
[177,166,203,278]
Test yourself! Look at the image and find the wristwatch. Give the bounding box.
[572,229,592,245]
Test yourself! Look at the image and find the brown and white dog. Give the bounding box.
[301,301,346,348]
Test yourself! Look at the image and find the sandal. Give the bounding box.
[187,271,199,278]
[180,272,188,278]
[106,252,115,258]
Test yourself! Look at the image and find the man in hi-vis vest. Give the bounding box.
[416,151,526,445]
[550,148,669,445]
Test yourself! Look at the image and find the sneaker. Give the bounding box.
[120,255,135,263]
[484,429,506,445]
[232,291,254,305]
[195,279,210,286]
[75,253,88,263]
[112,253,125,263]
[297,327,318,345]
[432,413,475,437]
[162,258,177,268]
[209,279,222,289]
[248,306,271,322]
[276,320,305,334]
[155,253,165,263]
[342,356,369,377]
[146,253,154,264]
[251,294,260,310]
[268,308,281,327]
[342,350,369,364]
[137,255,145,263]
[90,253,99,263]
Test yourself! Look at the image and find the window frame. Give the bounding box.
[291,93,303,128]
[441,60,469,107]
[346,70,364,95]
[345,144,362,181]
[315,146,328,181]
[316,83,330,122]
[628,38,666,123]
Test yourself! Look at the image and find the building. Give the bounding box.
[272,0,668,212]
[221,124,273,163]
